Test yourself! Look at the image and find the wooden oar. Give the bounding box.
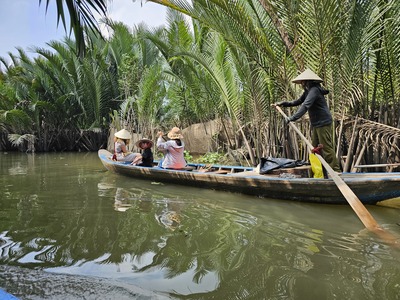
[274,106,398,242]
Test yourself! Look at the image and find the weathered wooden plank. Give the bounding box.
[354,163,400,169]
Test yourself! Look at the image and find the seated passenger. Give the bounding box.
[157,127,186,169]
[131,138,154,167]
[113,129,139,162]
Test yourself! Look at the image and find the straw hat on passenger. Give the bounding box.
[292,68,323,84]
[167,127,184,139]
[135,138,153,148]
[114,128,132,140]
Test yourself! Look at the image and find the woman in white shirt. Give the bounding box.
[113,129,139,162]
[157,127,186,169]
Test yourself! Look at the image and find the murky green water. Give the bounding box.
[1,152,400,300]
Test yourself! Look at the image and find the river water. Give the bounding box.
[0,152,399,300]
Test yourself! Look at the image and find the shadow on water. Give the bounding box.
[0,152,400,299]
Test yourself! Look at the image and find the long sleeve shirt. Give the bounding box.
[281,85,332,128]
[157,137,186,169]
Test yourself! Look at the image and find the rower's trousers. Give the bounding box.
[312,124,341,172]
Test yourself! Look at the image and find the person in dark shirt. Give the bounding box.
[274,68,340,172]
[131,138,154,167]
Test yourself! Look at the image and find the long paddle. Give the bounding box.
[274,106,397,241]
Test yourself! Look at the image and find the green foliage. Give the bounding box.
[39,0,108,57]
[0,34,121,150]
[184,150,193,162]
[196,152,225,165]
[8,133,36,152]
[118,53,140,99]
[1,0,400,154]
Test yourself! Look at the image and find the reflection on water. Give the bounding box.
[0,152,400,299]
[113,188,134,212]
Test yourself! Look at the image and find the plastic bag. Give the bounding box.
[259,157,308,174]
[309,153,323,178]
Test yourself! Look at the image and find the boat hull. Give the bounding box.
[98,150,400,204]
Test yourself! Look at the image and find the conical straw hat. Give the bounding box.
[292,68,323,84]
[114,128,132,140]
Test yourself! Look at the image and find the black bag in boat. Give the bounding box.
[259,157,308,174]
